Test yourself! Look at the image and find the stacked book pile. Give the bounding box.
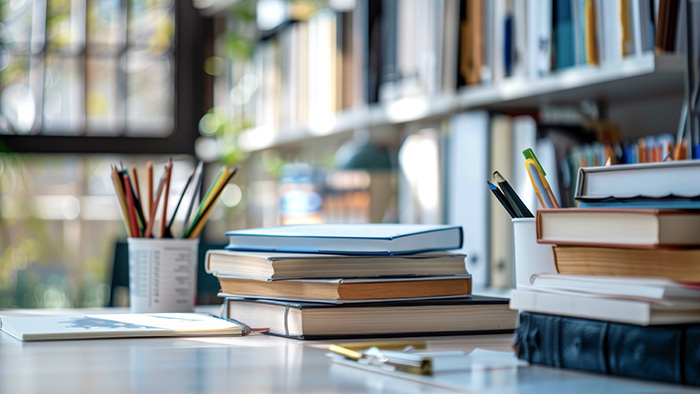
[510,160,700,386]
[205,224,516,339]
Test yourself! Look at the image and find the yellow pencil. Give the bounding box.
[186,167,238,239]
[184,166,228,237]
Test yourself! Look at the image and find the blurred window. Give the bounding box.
[0,0,176,137]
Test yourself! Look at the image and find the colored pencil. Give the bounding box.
[146,160,154,218]
[160,159,173,238]
[166,169,195,235]
[123,173,140,237]
[145,164,168,238]
[185,166,226,237]
[111,165,133,237]
[187,167,238,239]
[182,161,204,235]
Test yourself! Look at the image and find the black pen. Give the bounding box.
[488,181,517,218]
[492,171,533,218]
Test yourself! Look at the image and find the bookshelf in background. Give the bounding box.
[199,0,694,289]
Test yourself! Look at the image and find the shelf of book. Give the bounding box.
[238,53,685,152]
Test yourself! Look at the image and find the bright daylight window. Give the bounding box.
[0,0,175,136]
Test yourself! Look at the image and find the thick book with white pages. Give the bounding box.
[224,224,463,255]
[530,274,700,300]
[509,288,700,326]
[575,161,700,201]
[205,250,468,280]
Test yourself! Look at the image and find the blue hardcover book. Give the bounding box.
[554,0,575,69]
[224,224,463,255]
[515,312,700,386]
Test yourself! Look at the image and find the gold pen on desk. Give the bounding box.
[329,344,432,375]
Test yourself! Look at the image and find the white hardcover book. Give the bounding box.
[527,0,552,78]
[512,0,528,76]
[509,289,700,326]
[511,116,537,213]
[575,161,700,200]
[629,0,643,56]
[447,111,490,287]
[530,273,700,300]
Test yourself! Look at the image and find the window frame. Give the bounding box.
[0,1,208,155]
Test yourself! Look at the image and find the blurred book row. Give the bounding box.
[224,0,691,135]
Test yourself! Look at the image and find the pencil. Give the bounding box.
[129,165,142,204]
[146,160,154,218]
[185,166,227,237]
[123,173,140,237]
[493,171,533,218]
[160,159,173,238]
[166,169,195,235]
[145,164,168,238]
[487,181,517,218]
[120,168,147,233]
[111,165,133,237]
[186,167,238,239]
[182,161,204,235]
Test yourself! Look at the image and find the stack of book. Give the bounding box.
[510,160,700,386]
[205,224,517,339]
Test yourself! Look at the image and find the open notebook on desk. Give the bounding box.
[0,313,249,342]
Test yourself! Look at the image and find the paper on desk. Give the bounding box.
[424,349,528,373]
[328,348,528,374]
[328,348,528,392]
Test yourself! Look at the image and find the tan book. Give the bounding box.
[553,245,700,282]
[222,295,515,339]
[537,209,700,248]
[217,275,471,302]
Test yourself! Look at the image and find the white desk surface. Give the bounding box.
[1,307,698,393]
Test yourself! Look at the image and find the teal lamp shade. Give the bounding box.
[335,140,393,170]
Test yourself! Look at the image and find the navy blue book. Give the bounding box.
[224,224,463,255]
[515,312,700,386]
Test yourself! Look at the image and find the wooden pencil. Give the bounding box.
[160,159,173,238]
[110,166,133,237]
[146,160,154,219]
[123,173,140,237]
[166,169,195,234]
[145,164,168,238]
[187,167,238,239]
[184,166,228,237]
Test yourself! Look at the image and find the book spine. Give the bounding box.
[515,312,699,385]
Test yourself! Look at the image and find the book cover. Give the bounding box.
[536,208,700,248]
[515,312,700,386]
[0,313,248,342]
[224,224,463,255]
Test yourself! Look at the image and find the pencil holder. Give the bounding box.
[127,238,199,313]
[512,218,556,287]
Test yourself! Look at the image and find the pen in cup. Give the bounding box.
[487,181,517,218]
[492,171,533,218]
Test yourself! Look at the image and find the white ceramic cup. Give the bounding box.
[127,238,199,313]
[512,217,557,287]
